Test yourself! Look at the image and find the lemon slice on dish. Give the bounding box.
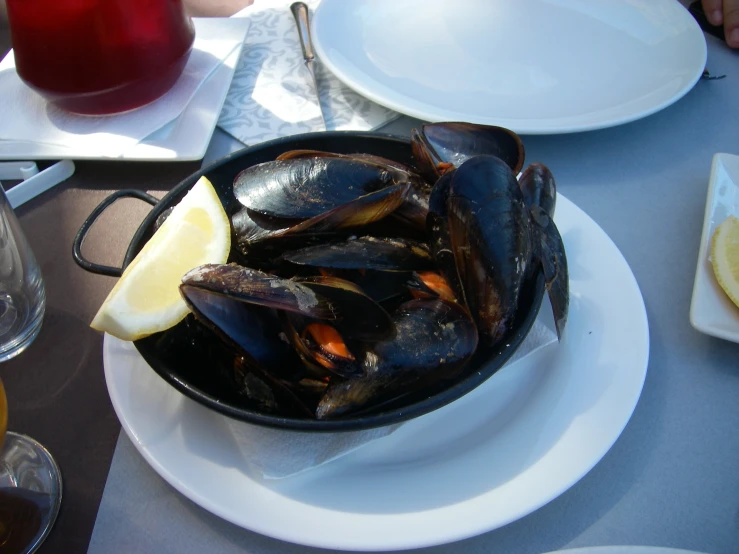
[91,176,231,341]
[711,215,739,309]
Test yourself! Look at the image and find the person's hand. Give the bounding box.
[701,0,739,47]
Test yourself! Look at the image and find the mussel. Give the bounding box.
[430,155,533,345]
[234,157,407,219]
[411,122,525,182]
[316,298,478,419]
[231,183,410,258]
[279,236,434,272]
[519,162,557,216]
[275,149,432,230]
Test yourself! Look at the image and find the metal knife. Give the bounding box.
[290,2,327,129]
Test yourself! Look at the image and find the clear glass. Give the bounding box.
[0,185,45,362]
[6,0,195,115]
[0,379,62,554]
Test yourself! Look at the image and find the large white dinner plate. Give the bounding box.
[312,0,706,134]
[690,153,739,342]
[104,194,649,551]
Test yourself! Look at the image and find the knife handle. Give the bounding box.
[290,2,315,61]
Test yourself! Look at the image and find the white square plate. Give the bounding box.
[690,153,739,342]
[0,18,250,162]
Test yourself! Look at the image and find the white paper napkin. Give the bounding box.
[217,0,400,145]
[0,18,249,158]
[226,319,558,479]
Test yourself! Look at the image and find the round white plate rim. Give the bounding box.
[541,548,708,554]
[104,194,649,551]
[311,0,706,135]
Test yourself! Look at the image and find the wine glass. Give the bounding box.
[0,377,62,554]
[0,183,62,551]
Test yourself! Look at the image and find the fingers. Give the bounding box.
[724,0,739,47]
[701,0,739,47]
[702,0,725,25]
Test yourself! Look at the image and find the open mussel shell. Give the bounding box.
[297,276,395,341]
[407,271,457,303]
[157,303,313,417]
[276,275,395,379]
[181,263,338,320]
[411,122,525,183]
[281,313,362,379]
[316,298,478,419]
[179,284,300,375]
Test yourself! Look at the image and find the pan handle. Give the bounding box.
[73,189,159,277]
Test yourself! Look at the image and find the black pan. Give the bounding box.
[74,131,546,432]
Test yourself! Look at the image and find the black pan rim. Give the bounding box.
[123,130,547,433]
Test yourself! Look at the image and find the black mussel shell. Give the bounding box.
[447,155,533,346]
[411,122,525,183]
[297,275,395,341]
[232,184,410,258]
[180,285,300,375]
[316,298,478,418]
[280,236,434,272]
[407,271,457,303]
[233,157,406,219]
[276,150,417,177]
[281,313,363,380]
[284,183,409,235]
[519,162,557,217]
[348,269,415,305]
[231,206,297,252]
[530,206,568,339]
[181,263,338,320]
[273,151,431,231]
[426,169,467,305]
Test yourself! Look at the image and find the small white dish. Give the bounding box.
[312,0,706,134]
[690,153,739,342]
[0,18,250,161]
[103,194,649,551]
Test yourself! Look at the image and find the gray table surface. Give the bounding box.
[87,31,739,554]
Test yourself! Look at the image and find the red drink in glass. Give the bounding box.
[6,0,195,115]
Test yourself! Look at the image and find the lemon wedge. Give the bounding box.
[91,176,231,341]
[711,215,739,309]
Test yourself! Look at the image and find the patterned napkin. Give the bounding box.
[217,0,400,145]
